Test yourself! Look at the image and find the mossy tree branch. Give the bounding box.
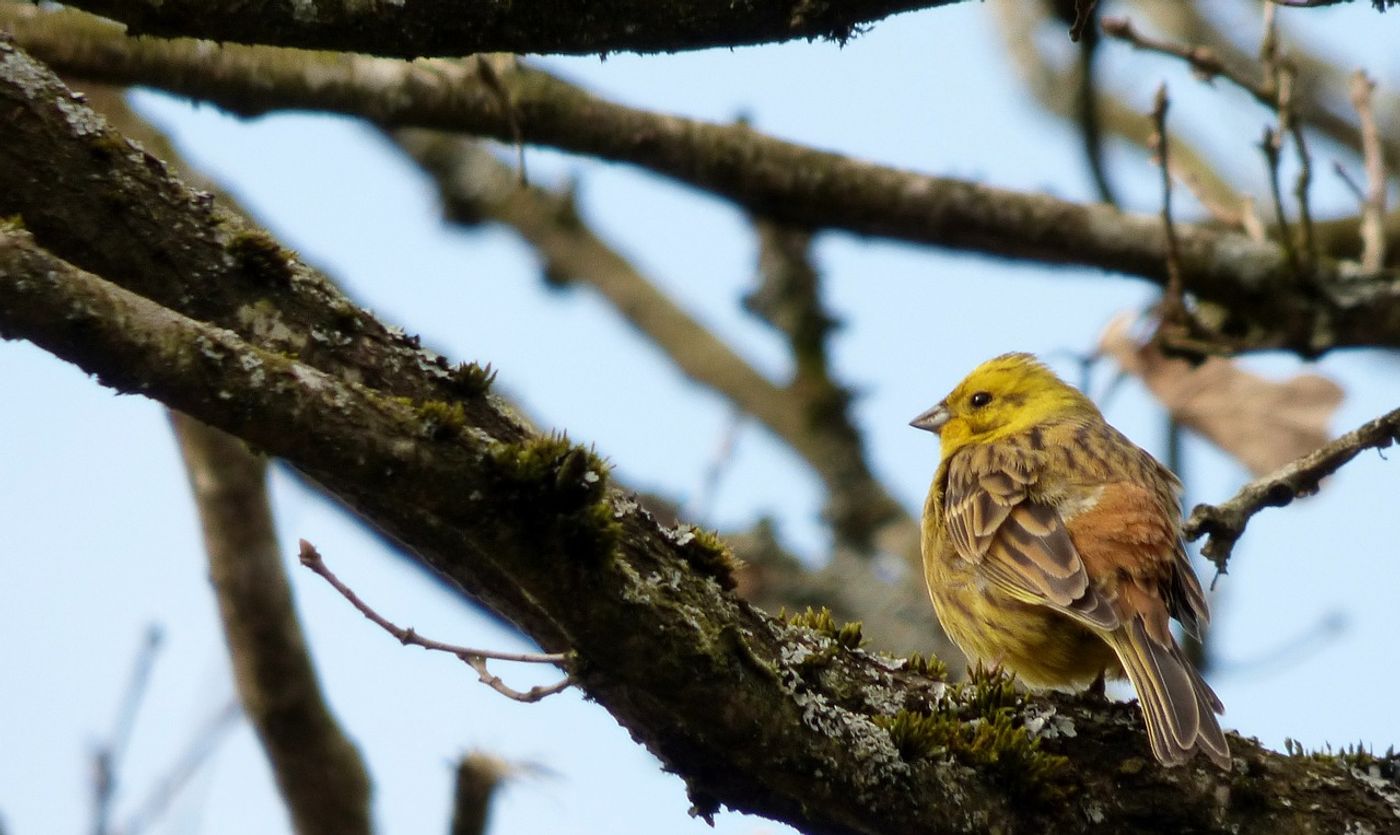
[8,6,1400,356]
[50,0,961,58]
[6,220,1400,834]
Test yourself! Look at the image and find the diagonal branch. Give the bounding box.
[51,0,963,58]
[1184,404,1400,571]
[7,6,1400,355]
[6,219,1400,834]
[170,415,373,835]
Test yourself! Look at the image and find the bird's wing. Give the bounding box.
[943,440,1118,629]
[1057,475,1229,765]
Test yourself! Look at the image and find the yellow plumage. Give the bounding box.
[913,352,1229,769]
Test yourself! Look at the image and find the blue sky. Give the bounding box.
[3,3,1399,833]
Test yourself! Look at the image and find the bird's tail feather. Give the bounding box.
[1109,621,1230,768]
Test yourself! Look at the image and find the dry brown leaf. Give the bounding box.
[1099,314,1344,476]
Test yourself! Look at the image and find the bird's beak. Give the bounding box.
[909,402,949,434]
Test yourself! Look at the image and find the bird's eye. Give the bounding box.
[970,391,993,408]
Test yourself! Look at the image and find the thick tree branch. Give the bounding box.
[51,0,960,58]
[9,226,1400,833]
[1184,403,1400,571]
[9,8,1400,355]
[170,415,373,835]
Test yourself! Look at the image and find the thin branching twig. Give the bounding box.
[1151,85,1185,314]
[298,541,573,702]
[1105,12,1320,272]
[1184,404,1400,573]
[116,700,242,835]
[92,625,164,835]
[1349,69,1387,272]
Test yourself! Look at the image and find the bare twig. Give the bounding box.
[995,2,1240,211]
[1184,404,1400,571]
[93,625,164,835]
[1151,85,1185,315]
[116,700,242,835]
[297,541,573,702]
[1349,70,1388,272]
[1102,17,1271,105]
[1068,0,1099,43]
[1255,4,1316,270]
[1260,126,1300,274]
[1140,1,1400,177]
[1149,84,1227,357]
[474,55,527,185]
[1104,12,1319,271]
[1334,162,1367,203]
[690,408,745,524]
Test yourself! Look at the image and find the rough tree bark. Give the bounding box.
[50,0,964,57]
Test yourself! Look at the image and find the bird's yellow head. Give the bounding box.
[910,352,1099,455]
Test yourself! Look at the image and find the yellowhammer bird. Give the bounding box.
[911,352,1230,768]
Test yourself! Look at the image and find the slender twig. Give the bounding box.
[1104,13,1317,273]
[1279,69,1317,269]
[690,408,745,524]
[474,56,527,185]
[297,541,573,702]
[1102,17,1272,106]
[1334,162,1367,203]
[1184,404,1400,571]
[1066,1,1115,204]
[1151,85,1185,314]
[1260,126,1300,274]
[1259,4,1316,271]
[1217,610,1345,679]
[1349,70,1388,272]
[116,700,242,835]
[1149,85,1228,357]
[1068,0,1099,43]
[93,625,164,835]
